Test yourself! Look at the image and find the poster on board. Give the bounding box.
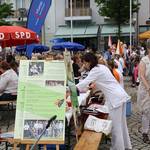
[14,60,66,141]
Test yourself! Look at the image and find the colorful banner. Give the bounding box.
[26,0,52,58]
[63,51,78,108]
[27,0,52,35]
[14,60,66,142]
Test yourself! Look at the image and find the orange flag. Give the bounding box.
[116,40,124,55]
[108,35,112,47]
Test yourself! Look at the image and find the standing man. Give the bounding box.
[104,46,112,61]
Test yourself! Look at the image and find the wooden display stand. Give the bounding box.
[13,60,67,150]
[13,139,64,150]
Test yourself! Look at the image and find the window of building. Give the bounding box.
[16,0,23,9]
[139,25,150,33]
[68,0,90,8]
[68,0,75,8]
[84,0,90,8]
[76,0,82,8]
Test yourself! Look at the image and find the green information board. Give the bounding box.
[14,60,66,141]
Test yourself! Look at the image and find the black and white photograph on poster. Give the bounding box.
[23,120,64,139]
[45,80,64,87]
[28,62,44,76]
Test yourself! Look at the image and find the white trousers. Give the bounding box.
[109,103,132,150]
[142,110,150,133]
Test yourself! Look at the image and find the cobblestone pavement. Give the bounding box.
[100,76,150,150]
[125,77,150,150]
[127,104,150,150]
[99,101,150,150]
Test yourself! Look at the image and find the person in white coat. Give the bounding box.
[76,52,132,150]
[137,39,150,144]
[0,61,18,100]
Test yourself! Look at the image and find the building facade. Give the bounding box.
[138,0,150,33]
[2,0,149,49]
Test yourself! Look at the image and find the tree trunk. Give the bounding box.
[117,0,121,39]
[117,23,121,39]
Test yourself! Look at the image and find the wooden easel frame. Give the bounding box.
[13,139,64,150]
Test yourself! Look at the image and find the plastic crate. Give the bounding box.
[126,100,132,117]
[46,144,65,150]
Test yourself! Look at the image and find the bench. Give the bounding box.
[0,100,15,106]
[0,100,16,131]
[0,100,16,111]
[74,130,103,150]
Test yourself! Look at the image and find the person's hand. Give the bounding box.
[89,82,96,90]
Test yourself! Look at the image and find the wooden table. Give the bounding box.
[74,130,103,150]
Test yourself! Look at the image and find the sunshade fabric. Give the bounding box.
[55,25,99,38]
[139,30,150,40]
[16,44,49,53]
[101,24,135,37]
[52,41,85,51]
[0,26,39,48]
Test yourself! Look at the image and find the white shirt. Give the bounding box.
[119,57,125,69]
[77,65,130,109]
[0,69,18,94]
[116,69,124,88]
[114,59,123,73]
[24,124,29,130]
[140,49,145,58]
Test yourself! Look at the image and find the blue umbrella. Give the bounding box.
[15,45,26,52]
[16,44,49,53]
[51,42,85,51]
[50,38,65,44]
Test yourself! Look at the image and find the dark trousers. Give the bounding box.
[0,93,17,101]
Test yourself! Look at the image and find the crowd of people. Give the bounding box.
[0,39,150,149]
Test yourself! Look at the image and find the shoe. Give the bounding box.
[131,84,135,87]
[142,133,150,144]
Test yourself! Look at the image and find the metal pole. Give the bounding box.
[130,0,132,50]
[136,0,139,45]
[149,0,150,18]
[30,127,47,150]
[70,0,73,42]
[21,0,23,8]
[41,24,46,45]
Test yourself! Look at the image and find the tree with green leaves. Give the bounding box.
[0,3,14,26]
[95,0,140,39]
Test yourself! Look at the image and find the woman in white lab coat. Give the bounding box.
[76,52,132,150]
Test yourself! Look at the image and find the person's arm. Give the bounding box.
[139,61,150,92]
[76,67,99,92]
[104,52,108,60]
[0,75,8,93]
[78,64,85,73]
[134,66,138,82]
